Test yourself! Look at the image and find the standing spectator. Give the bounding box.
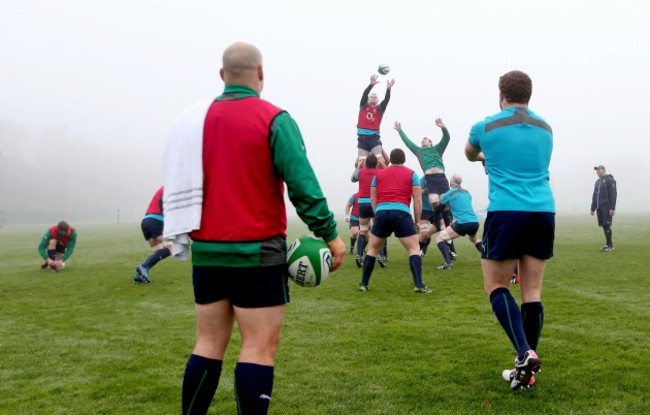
[162,42,345,415]
[38,221,77,271]
[356,74,395,168]
[133,186,171,283]
[465,70,554,391]
[591,165,617,252]
[358,148,430,293]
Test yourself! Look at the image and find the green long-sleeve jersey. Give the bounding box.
[398,128,450,172]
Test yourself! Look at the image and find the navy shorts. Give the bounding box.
[358,203,375,219]
[372,210,418,238]
[192,264,289,308]
[451,222,479,237]
[596,207,613,227]
[420,210,435,223]
[357,134,382,152]
[141,217,163,240]
[482,211,555,260]
[425,173,450,195]
[349,218,360,228]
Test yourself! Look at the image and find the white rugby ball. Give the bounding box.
[377,64,390,75]
[287,235,332,287]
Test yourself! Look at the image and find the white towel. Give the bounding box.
[162,98,213,260]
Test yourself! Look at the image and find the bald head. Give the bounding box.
[221,42,264,92]
[450,174,462,187]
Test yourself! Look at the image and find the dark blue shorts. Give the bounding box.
[141,217,163,240]
[372,210,418,238]
[357,134,382,152]
[420,210,435,222]
[482,211,555,260]
[349,219,360,228]
[425,173,450,195]
[596,207,613,227]
[451,222,479,237]
[358,203,375,219]
[192,264,289,308]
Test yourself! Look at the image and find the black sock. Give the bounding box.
[604,226,613,247]
[408,254,424,287]
[474,241,484,254]
[356,234,366,257]
[234,362,274,415]
[360,255,376,286]
[521,302,544,351]
[489,288,530,359]
[143,247,171,268]
[437,241,451,264]
[182,354,222,415]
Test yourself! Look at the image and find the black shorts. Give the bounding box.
[358,203,375,220]
[357,134,382,152]
[425,173,449,195]
[192,264,289,308]
[420,210,435,223]
[596,208,613,227]
[482,211,555,260]
[141,217,163,240]
[451,222,479,237]
[372,210,418,238]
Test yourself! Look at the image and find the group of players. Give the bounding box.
[346,73,489,293]
[35,46,558,412]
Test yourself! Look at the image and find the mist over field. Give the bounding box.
[1,0,648,226]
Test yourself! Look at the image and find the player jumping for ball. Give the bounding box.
[356,74,394,169]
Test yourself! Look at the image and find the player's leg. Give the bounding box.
[182,267,234,414]
[234,304,285,415]
[434,227,457,269]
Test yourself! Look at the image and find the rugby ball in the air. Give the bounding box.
[377,64,390,75]
[287,235,332,287]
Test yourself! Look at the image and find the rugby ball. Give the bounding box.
[377,64,390,75]
[287,235,332,287]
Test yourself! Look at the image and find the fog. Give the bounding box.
[1,0,649,226]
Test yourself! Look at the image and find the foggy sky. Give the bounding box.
[1,0,649,225]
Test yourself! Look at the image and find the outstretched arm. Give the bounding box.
[360,74,380,107]
[379,79,395,112]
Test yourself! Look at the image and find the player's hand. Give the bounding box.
[370,74,379,85]
[327,237,346,272]
[345,216,350,223]
[393,121,402,132]
[610,209,615,216]
[435,118,445,128]
[54,260,63,269]
[387,79,395,89]
[46,258,55,266]
[590,210,595,216]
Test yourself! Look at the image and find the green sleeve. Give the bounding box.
[398,130,421,155]
[37,230,52,259]
[63,230,78,261]
[433,127,450,155]
[270,112,339,242]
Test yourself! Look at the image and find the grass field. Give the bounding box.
[1,215,649,414]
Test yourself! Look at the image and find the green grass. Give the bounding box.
[1,215,649,414]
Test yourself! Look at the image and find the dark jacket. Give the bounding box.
[591,174,617,211]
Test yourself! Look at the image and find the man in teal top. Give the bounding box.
[433,174,484,270]
[465,70,554,392]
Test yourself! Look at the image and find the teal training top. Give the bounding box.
[441,187,479,224]
[468,107,555,213]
